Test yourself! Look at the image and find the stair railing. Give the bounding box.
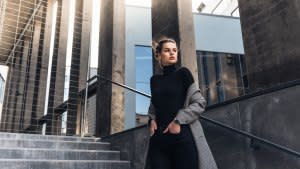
[96,75,300,158]
[32,75,300,158]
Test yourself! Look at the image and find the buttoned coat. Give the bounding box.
[145,82,218,169]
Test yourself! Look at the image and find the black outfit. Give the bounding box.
[149,64,198,169]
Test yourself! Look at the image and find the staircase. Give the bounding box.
[0,132,130,169]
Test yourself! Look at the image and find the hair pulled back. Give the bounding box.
[152,37,177,68]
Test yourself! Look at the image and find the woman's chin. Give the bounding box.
[168,60,177,64]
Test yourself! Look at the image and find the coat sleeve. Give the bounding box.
[174,85,207,124]
[148,101,156,121]
[147,76,156,125]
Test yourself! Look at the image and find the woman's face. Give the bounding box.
[158,42,178,66]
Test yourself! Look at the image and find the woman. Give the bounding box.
[146,37,218,169]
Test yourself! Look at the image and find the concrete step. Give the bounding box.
[0,148,120,160]
[0,159,131,169]
[0,139,111,150]
[0,132,131,169]
[0,132,100,142]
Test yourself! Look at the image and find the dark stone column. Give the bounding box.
[152,0,199,84]
[151,0,180,73]
[36,0,56,132]
[46,0,69,135]
[23,7,44,132]
[6,46,23,132]
[75,0,92,135]
[96,0,113,137]
[96,0,126,137]
[66,0,84,136]
[238,0,300,91]
[14,37,31,132]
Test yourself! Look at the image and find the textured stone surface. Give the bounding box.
[0,160,131,169]
[45,0,69,134]
[0,133,130,169]
[202,102,247,169]
[152,0,199,84]
[204,84,300,169]
[23,9,43,130]
[1,46,22,132]
[0,139,110,150]
[0,132,100,142]
[36,0,56,132]
[101,84,300,169]
[102,126,149,169]
[110,0,126,135]
[0,148,120,160]
[238,0,300,92]
[97,0,126,136]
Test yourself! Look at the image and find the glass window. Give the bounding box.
[135,45,152,115]
[197,51,247,105]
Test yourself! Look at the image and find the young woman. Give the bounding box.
[146,37,218,169]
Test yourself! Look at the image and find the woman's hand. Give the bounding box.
[150,120,157,136]
[163,121,181,134]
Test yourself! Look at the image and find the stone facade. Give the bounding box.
[238,0,300,92]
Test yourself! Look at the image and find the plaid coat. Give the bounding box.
[146,82,218,169]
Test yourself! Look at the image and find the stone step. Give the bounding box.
[0,148,120,160]
[0,139,111,150]
[0,132,100,142]
[0,159,131,169]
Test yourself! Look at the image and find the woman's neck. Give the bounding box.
[162,64,176,75]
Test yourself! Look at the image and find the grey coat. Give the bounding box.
[146,82,218,169]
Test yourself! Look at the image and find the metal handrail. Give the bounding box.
[201,116,300,158]
[31,75,300,158]
[97,75,150,98]
[96,75,300,158]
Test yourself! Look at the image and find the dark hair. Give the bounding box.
[152,37,177,61]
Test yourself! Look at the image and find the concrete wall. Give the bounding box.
[238,0,300,91]
[204,83,300,169]
[101,126,150,169]
[103,83,300,169]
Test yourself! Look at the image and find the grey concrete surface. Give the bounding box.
[0,132,100,141]
[0,160,131,169]
[152,0,199,84]
[102,84,300,169]
[102,126,149,169]
[0,148,120,160]
[0,133,130,169]
[204,84,300,169]
[238,0,300,92]
[96,0,114,137]
[0,139,110,150]
[36,0,56,130]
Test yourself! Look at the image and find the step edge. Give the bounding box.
[0,139,110,144]
[0,147,120,153]
[0,133,101,140]
[0,159,130,163]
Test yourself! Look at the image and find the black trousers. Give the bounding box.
[149,125,198,169]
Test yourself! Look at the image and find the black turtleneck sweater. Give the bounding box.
[150,64,194,127]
